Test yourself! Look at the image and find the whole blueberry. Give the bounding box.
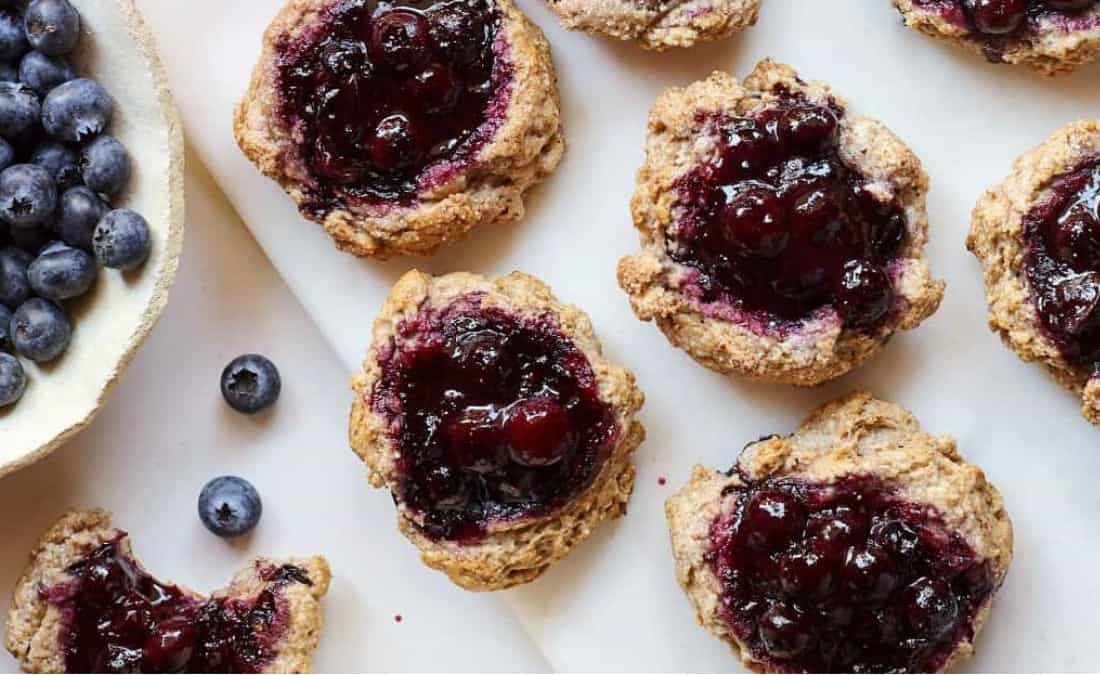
[56,185,106,249]
[80,134,130,196]
[0,137,12,171]
[93,208,149,270]
[0,10,27,62]
[0,301,11,350]
[221,354,281,414]
[0,163,57,229]
[198,476,263,538]
[0,245,31,307]
[10,296,70,362]
[18,50,73,94]
[41,78,111,142]
[23,0,80,56]
[0,81,41,139]
[0,61,16,82]
[30,140,79,189]
[27,243,94,300]
[0,351,24,407]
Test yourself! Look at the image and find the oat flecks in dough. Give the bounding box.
[546,0,761,50]
[349,270,646,591]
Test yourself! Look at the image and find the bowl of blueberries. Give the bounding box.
[0,0,184,477]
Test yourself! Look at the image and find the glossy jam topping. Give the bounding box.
[915,0,1098,39]
[1023,159,1100,372]
[708,474,995,672]
[669,97,908,332]
[371,298,618,541]
[276,0,504,209]
[44,538,312,673]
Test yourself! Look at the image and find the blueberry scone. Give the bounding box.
[892,0,1100,75]
[968,120,1100,426]
[4,510,331,673]
[349,270,645,590]
[618,60,944,386]
[545,0,761,50]
[235,0,564,259]
[666,393,1013,673]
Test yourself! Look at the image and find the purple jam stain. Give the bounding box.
[274,0,507,212]
[43,538,313,673]
[371,297,618,542]
[706,474,996,673]
[668,94,908,333]
[1023,158,1100,373]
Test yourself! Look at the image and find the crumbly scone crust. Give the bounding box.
[546,0,760,50]
[4,510,331,674]
[349,270,645,591]
[665,393,1013,673]
[892,0,1100,76]
[234,0,564,259]
[618,60,944,387]
[967,120,1100,426]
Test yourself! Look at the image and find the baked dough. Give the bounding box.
[545,0,761,50]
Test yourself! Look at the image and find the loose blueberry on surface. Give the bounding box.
[0,350,24,407]
[0,163,57,228]
[93,208,150,270]
[0,81,40,139]
[198,475,264,537]
[23,0,80,56]
[0,301,11,351]
[10,296,70,362]
[41,77,112,142]
[221,353,282,414]
[0,245,31,307]
[18,49,73,93]
[56,184,106,250]
[0,9,27,62]
[79,134,130,196]
[27,243,94,300]
[30,140,79,189]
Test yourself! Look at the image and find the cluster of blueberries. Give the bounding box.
[0,0,152,410]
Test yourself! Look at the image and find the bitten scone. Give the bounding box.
[4,510,331,673]
[349,270,645,591]
[235,0,564,259]
[545,0,761,50]
[666,393,1013,673]
[892,0,1100,76]
[618,60,944,386]
[968,120,1100,426]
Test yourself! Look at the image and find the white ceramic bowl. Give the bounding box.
[0,0,185,478]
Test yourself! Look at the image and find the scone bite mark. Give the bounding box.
[350,271,645,590]
[665,393,1013,673]
[545,0,762,50]
[619,60,944,386]
[235,0,564,258]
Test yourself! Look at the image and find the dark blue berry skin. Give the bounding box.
[23,0,80,56]
[221,354,281,414]
[18,50,73,94]
[0,301,11,351]
[0,163,57,229]
[0,10,27,62]
[27,243,94,300]
[198,476,263,538]
[0,62,16,83]
[0,81,41,139]
[93,208,149,270]
[30,140,79,189]
[0,137,13,172]
[41,78,111,142]
[56,185,106,250]
[0,245,31,307]
[80,134,130,196]
[0,351,25,407]
[10,296,70,362]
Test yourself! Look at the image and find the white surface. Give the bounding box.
[145,0,1100,671]
[0,157,548,673]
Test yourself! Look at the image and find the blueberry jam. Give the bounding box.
[1023,159,1100,373]
[669,97,909,332]
[275,0,504,210]
[914,0,1098,41]
[43,538,312,673]
[708,475,995,672]
[371,298,618,541]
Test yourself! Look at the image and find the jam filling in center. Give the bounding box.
[43,538,312,673]
[669,96,909,332]
[372,299,618,541]
[276,0,503,207]
[708,474,995,673]
[913,0,1099,39]
[1023,159,1100,371]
